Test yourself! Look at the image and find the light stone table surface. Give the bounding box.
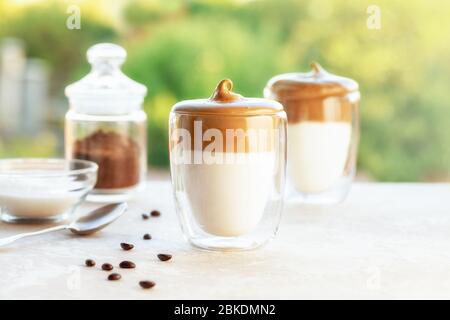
[1,181,450,300]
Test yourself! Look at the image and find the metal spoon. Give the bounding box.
[0,203,127,247]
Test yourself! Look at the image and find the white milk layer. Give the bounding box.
[0,194,79,218]
[288,121,352,193]
[0,177,81,218]
[178,152,275,237]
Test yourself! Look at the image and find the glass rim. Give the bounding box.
[0,158,98,178]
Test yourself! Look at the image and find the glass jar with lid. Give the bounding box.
[169,79,287,251]
[65,43,148,202]
[265,63,360,205]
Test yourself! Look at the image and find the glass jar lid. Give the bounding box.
[172,79,283,116]
[264,63,358,100]
[65,43,147,115]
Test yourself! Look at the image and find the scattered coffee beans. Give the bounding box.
[108,273,121,281]
[157,254,172,262]
[119,261,136,269]
[85,259,96,267]
[120,243,134,251]
[150,210,161,217]
[143,234,152,240]
[139,281,156,289]
[142,213,150,220]
[102,263,114,271]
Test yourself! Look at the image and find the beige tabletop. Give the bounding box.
[1,182,450,300]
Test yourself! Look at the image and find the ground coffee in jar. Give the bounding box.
[65,43,148,200]
[73,130,141,189]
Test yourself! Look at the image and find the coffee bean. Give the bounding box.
[150,210,161,217]
[85,259,96,267]
[108,273,121,281]
[143,234,152,240]
[142,213,150,220]
[120,243,134,251]
[157,254,172,262]
[102,263,113,271]
[119,261,136,269]
[139,280,156,289]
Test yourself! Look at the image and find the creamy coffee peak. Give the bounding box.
[173,79,284,115]
[170,79,286,164]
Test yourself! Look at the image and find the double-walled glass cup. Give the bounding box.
[265,63,360,205]
[169,80,287,251]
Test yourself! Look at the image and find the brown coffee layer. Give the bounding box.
[170,79,287,153]
[277,96,357,123]
[265,63,359,123]
[170,113,286,153]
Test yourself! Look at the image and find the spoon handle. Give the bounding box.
[0,225,68,247]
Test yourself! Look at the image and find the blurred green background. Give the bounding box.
[0,0,449,181]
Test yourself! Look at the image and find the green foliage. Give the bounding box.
[2,1,116,94]
[124,17,284,99]
[124,0,185,27]
[0,132,57,158]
